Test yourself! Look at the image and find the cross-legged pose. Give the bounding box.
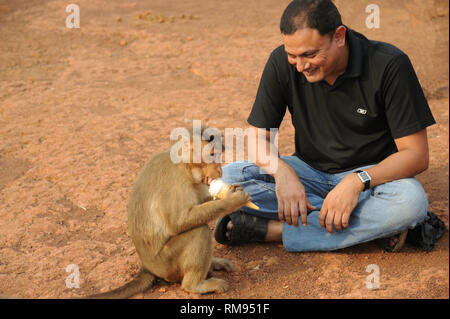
[214,0,435,252]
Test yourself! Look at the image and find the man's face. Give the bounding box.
[283,27,343,83]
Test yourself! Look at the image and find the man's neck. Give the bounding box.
[324,40,350,86]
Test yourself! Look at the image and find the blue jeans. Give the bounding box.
[221,156,429,252]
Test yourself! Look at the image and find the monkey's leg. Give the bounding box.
[175,227,230,294]
[182,271,229,294]
[210,257,234,272]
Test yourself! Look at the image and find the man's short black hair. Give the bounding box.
[280,0,342,36]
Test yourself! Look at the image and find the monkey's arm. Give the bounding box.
[164,194,249,236]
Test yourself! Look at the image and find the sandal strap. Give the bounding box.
[228,211,269,245]
[377,229,408,252]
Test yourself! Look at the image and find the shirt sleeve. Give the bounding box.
[247,50,288,129]
[382,54,436,139]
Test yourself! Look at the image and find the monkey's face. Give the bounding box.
[190,162,222,186]
[190,141,223,186]
[202,141,223,186]
[201,162,222,186]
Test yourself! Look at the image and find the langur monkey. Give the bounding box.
[82,126,250,298]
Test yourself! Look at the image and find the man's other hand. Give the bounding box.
[318,173,363,234]
[274,161,317,227]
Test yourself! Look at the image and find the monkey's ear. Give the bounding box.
[202,127,223,150]
[207,135,224,151]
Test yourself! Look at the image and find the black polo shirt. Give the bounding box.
[248,28,436,173]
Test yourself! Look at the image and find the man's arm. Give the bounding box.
[318,128,430,234]
[364,129,429,187]
[248,125,316,227]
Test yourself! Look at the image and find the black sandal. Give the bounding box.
[406,211,446,252]
[214,210,269,246]
[377,229,409,252]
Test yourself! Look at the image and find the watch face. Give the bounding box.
[358,171,371,183]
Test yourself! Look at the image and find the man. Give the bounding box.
[214,0,435,252]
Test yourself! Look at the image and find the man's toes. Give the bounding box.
[390,236,398,247]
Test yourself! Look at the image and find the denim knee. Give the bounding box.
[373,178,428,229]
[221,161,252,184]
[222,161,275,185]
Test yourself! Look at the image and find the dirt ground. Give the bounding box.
[0,0,448,299]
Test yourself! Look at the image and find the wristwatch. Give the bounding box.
[355,170,371,191]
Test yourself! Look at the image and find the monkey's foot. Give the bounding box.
[210,257,234,273]
[182,277,229,294]
[214,210,268,246]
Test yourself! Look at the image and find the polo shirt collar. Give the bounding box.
[343,26,365,79]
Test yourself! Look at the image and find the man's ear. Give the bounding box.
[333,25,346,47]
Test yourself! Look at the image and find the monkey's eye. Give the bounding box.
[206,152,221,163]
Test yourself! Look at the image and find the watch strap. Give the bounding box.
[355,170,371,191]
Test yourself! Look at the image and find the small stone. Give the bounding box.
[265,256,279,266]
[245,260,261,270]
[436,8,449,17]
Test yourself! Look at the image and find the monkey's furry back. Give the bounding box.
[127,151,202,256]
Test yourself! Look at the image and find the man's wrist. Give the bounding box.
[272,159,296,181]
[343,174,364,193]
[356,176,366,192]
[355,170,372,191]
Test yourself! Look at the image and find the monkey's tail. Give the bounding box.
[82,267,156,299]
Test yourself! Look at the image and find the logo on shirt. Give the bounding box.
[357,108,368,115]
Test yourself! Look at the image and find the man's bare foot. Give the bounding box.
[378,229,409,252]
[226,219,283,242]
[214,211,278,245]
[389,236,399,247]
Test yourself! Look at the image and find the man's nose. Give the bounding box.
[296,57,306,72]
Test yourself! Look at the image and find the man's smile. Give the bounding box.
[304,67,318,76]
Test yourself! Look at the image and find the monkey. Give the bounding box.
[81,125,251,298]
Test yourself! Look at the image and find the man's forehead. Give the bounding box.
[283,28,329,54]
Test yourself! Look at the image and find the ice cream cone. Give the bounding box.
[209,179,259,210]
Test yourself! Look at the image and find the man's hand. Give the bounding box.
[274,161,316,227]
[318,173,364,233]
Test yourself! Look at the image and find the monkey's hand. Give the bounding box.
[228,184,244,193]
[168,189,252,235]
[223,189,252,208]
